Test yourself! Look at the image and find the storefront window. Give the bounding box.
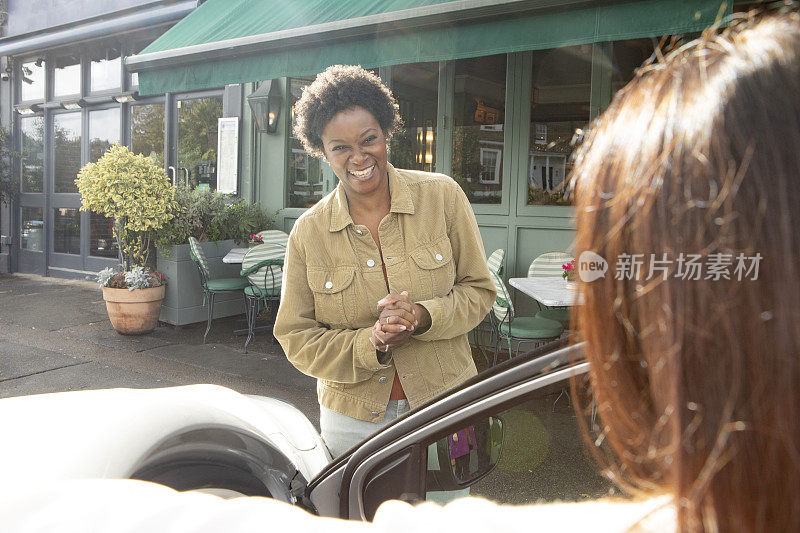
[287,77,325,208]
[21,207,44,251]
[53,208,80,255]
[54,112,82,193]
[89,45,122,93]
[527,45,591,206]
[389,62,439,172]
[177,96,223,190]
[89,108,121,162]
[20,59,45,102]
[452,54,507,204]
[90,212,118,258]
[53,53,81,98]
[131,103,165,164]
[20,116,44,193]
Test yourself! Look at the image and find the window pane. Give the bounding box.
[54,112,82,193]
[527,45,592,206]
[90,213,118,258]
[423,372,614,505]
[287,77,325,208]
[89,45,121,93]
[177,96,223,190]
[131,103,165,164]
[89,107,120,162]
[53,53,81,98]
[21,207,44,251]
[452,54,506,204]
[390,62,439,172]
[54,208,81,255]
[20,59,45,101]
[20,116,44,193]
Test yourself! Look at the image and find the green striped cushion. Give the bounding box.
[256,230,289,248]
[528,252,573,278]
[188,236,211,280]
[242,243,285,293]
[489,269,514,323]
[487,248,505,277]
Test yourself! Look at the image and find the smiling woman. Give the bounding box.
[274,65,496,460]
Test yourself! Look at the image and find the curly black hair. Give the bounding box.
[293,65,402,158]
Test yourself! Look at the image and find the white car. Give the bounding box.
[0,342,597,521]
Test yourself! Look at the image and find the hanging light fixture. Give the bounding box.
[247,79,283,134]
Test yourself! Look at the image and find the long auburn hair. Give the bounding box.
[571,10,800,532]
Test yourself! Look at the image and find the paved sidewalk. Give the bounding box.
[0,273,320,424]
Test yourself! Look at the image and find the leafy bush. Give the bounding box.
[75,144,178,268]
[154,185,275,252]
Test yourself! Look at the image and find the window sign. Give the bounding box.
[216,117,239,194]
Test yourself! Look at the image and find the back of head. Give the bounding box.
[571,11,800,532]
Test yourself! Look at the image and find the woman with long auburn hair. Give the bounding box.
[572,8,800,532]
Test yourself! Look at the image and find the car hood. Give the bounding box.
[0,385,331,483]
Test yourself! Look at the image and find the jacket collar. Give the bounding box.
[328,163,415,232]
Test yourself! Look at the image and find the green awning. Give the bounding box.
[130,0,729,96]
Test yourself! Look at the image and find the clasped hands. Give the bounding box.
[369,291,431,353]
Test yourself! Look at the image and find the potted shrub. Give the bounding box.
[75,144,178,335]
[153,187,275,326]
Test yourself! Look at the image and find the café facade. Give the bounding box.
[0,0,732,293]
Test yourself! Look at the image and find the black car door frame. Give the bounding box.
[318,342,588,521]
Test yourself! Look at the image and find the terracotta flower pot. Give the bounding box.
[102,285,166,335]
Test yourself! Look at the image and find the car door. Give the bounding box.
[304,342,612,521]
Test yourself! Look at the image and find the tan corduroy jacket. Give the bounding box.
[274,165,496,422]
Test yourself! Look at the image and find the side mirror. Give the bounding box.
[426,416,504,492]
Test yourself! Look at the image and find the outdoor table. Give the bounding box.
[508,277,584,308]
[222,247,249,264]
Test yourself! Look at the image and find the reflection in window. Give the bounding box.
[20,116,44,193]
[54,112,82,193]
[527,45,592,206]
[89,108,121,162]
[131,103,165,165]
[389,62,439,172]
[89,46,121,93]
[20,59,45,102]
[21,207,44,252]
[424,372,614,505]
[452,55,506,204]
[54,53,81,98]
[54,208,81,255]
[287,78,325,208]
[177,96,222,190]
[90,212,118,258]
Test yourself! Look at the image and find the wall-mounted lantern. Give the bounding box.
[247,79,282,134]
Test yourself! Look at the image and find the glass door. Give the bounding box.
[174,93,223,190]
[18,115,46,275]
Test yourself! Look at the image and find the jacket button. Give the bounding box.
[355,229,363,235]
[324,281,333,289]
[435,253,443,261]
[366,259,375,267]
[371,411,380,417]
[379,376,388,384]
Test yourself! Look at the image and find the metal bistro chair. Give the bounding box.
[488,269,563,366]
[188,236,250,343]
[240,243,285,353]
[474,249,506,367]
[527,251,573,329]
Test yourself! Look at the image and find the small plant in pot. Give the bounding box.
[75,144,178,335]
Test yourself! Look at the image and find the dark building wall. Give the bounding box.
[6,0,165,38]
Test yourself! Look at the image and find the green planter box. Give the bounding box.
[157,239,246,326]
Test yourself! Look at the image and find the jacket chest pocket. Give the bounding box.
[307,267,357,327]
[409,235,455,300]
